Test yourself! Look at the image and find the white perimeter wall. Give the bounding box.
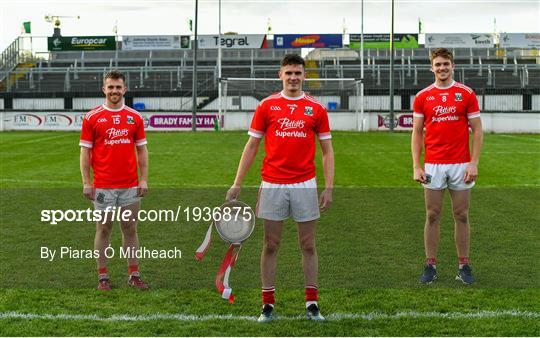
[480,113,540,133]
[134,97,194,110]
[13,98,63,110]
[73,98,103,110]
[6,95,537,111]
[201,96,343,111]
[223,112,539,133]
[532,95,540,110]
[483,95,523,111]
[350,96,401,110]
[201,96,260,111]
[410,95,528,111]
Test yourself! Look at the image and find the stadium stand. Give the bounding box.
[1,36,539,111]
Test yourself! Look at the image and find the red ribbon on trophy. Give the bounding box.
[195,200,255,303]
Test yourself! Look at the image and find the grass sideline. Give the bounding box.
[0,131,539,336]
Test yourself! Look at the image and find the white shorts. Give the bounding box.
[93,187,140,211]
[423,163,475,191]
[256,177,320,222]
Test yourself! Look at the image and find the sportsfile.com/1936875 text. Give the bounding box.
[40,206,253,225]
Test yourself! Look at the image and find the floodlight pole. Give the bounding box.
[217,0,222,131]
[389,0,395,132]
[191,0,199,131]
[359,0,364,131]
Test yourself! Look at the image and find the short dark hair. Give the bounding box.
[280,54,305,68]
[430,48,454,64]
[103,70,126,84]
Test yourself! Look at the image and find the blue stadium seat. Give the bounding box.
[133,102,146,110]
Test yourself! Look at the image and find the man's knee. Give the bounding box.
[96,222,113,237]
[299,238,316,256]
[453,208,469,225]
[263,237,281,255]
[426,207,442,225]
[120,222,137,237]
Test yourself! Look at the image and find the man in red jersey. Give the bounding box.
[412,48,483,285]
[226,54,334,322]
[80,70,149,291]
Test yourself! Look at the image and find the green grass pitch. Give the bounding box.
[0,131,539,336]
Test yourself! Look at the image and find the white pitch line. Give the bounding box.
[0,178,79,186]
[0,310,538,322]
[3,133,74,145]
[497,134,540,143]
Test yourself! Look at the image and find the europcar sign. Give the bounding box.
[48,36,116,51]
[197,35,267,49]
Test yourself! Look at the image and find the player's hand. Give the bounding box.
[464,164,478,184]
[83,184,95,200]
[138,180,148,197]
[319,188,333,213]
[226,185,241,201]
[413,167,427,184]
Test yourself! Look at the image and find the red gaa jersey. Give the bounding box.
[413,81,480,164]
[248,91,331,184]
[79,104,147,188]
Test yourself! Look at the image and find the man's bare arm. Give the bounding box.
[226,136,262,201]
[80,147,94,200]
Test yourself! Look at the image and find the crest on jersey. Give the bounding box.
[304,106,313,116]
[127,116,135,124]
[455,93,463,102]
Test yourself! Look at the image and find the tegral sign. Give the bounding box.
[197,35,267,49]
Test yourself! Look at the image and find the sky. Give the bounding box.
[1,0,539,52]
